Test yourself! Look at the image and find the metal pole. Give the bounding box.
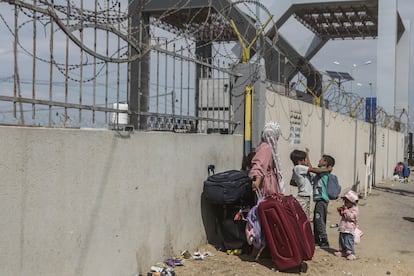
[32,0,37,122]
[229,16,272,155]
[48,1,54,126]
[353,119,357,187]
[321,97,325,155]
[245,85,253,155]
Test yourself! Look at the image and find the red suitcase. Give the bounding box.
[258,193,314,271]
[284,195,315,260]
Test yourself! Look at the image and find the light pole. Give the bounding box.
[333,60,372,93]
[369,82,374,123]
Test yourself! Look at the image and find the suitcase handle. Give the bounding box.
[251,176,263,199]
[255,187,263,199]
[270,192,284,202]
[207,164,215,176]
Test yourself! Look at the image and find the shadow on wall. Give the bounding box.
[200,194,221,247]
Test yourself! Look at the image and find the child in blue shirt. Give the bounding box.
[290,148,332,219]
[312,154,335,248]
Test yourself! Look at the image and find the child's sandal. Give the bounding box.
[346,254,356,260]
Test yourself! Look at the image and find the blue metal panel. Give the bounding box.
[365,97,377,123]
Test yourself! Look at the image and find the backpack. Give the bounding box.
[203,170,253,205]
[403,166,410,178]
[245,196,266,251]
[326,174,341,200]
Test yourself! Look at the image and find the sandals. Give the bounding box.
[346,254,357,260]
[164,258,184,267]
[334,251,357,260]
[226,249,242,255]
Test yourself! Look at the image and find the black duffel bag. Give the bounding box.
[203,170,253,205]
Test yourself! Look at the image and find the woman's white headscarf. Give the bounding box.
[262,122,285,194]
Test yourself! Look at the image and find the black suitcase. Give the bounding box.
[216,204,247,250]
[201,193,249,251]
[203,169,253,205]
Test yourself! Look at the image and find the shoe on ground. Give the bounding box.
[334,251,344,257]
[300,262,308,273]
[226,249,242,255]
[346,254,356,260]
[319,242,330,248]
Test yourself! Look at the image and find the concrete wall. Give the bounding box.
[0,91,404,276]
[0,127,243,276]
[261,91,404,195]
[375,126,405,181]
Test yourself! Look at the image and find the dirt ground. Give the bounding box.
[163,178,414,275]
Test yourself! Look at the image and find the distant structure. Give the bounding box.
[265,0,410,126]
[131,0,410,123]
[131,0,410,130]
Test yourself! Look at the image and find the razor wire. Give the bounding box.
[0,0,401,131]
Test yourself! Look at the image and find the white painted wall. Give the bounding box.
[0,127,243,276]
[261,90,404,195]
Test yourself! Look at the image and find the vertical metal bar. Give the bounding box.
[164,40,168,114]
[227,61,232,133]
[13,6,18,119]
[194,48,200,131]
[353,119,358,187]
[223,60,226,132]
[48,1,54,126]
[218,59,221,131]
[219,59,222,131]
[137,18,142,128]
[216,63,219,131]
[93,0,98,124]
[156,37,160,114]
[139,15,150,130]
[65,0,70,125]
[32,0,37,121]
[105,0,110,124]
[278,52,280,83]
[212,62,216,131]
[79,0,84,125]
[207,57,210,130]
[199,58,204,130]
[217,64,220,131]
[172,43,176,116]
[321,98,326,155]
[244,85,253,155]
[180,46,183,118]
[164,40,168,115]
[116,1,121,122]
[187,48,190,118]
[127,14,131,117]
[16,12,23,124]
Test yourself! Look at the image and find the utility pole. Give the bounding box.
[230,16,272,156]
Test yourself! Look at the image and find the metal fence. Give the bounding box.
[0,0,239,133]
[0,0,404,133]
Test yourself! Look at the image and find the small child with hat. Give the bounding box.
[334,190,360,260]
